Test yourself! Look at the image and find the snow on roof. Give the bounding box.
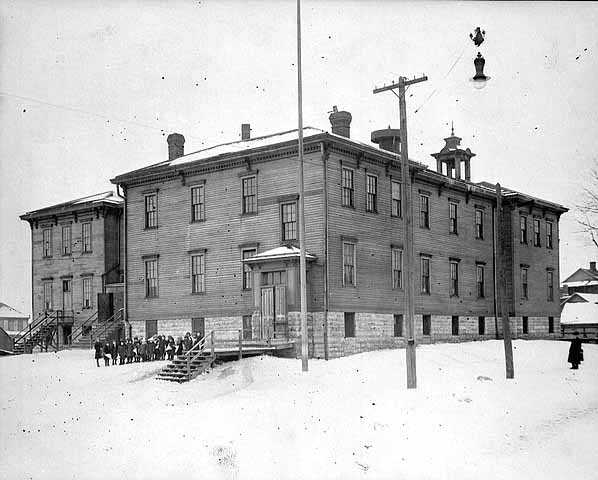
[562,280,598,288]
[243,246,316,263]
[0,303,29,319]
[22,191,122,218]
[561,300,598,325]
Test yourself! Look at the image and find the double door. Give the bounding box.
[260,284,287,340]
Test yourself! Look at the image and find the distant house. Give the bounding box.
[0,302,29,335]
[560,292,598,342]
[562,262,598,295]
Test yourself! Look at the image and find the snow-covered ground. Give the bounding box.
[1,340,597,480]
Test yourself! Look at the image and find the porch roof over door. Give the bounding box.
[242,246,317,264]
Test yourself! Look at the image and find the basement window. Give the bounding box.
[344,312,355,338]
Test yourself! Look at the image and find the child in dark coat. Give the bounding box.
[94,340,103,367]
[118,341,126,365]
[103,342,111,367]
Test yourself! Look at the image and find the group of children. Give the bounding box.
[93,332,201,367]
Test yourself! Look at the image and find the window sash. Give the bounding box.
[520,216,527,243]
[420,196,430,228]
[242,249,256,290]
[191,254,205,293]
[521,268,528,299]
[242,177,257,214]
[82,278,92,309]
[475,210,484,239]
[343,242,356,286]
[43,282,52,310]
[546,222,553,248]
[450,261,459,296]
[145,194,157,228]
[476,266,485,298]
[281,203,297,241]
[341,168,354,207]
[421,257,430,293]
[82,223,92,252]
[391,181,402,217]
[191,185,205,222]
[392,248,403,289]
[366,175,377,212]
[547,271,554,301]
[534,219,541,246]
[449,203,458,234]
[145,259,158,297]
[62,226,71,255]
[43,228,52,257]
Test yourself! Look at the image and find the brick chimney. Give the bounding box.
[241,124,251,141]
[371,127,401,154]
[328,106,352,138]
[590,261,596,272]
[167,133,185,161]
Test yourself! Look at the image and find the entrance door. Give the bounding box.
[274,285,287,338]
[260,287,274,340]
[62,279,72,313]
[192,317,205,338]
[260,270,288,341]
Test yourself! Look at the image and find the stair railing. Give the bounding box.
[183,331,214,381]
[90,308,124,345]
[12,311,47,344]
[13,312,54,348]
[67,310,98,345]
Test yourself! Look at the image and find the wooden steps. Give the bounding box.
[156,354,215,382]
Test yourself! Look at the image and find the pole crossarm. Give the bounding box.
[373,76,428,94]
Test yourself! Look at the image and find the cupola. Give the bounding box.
[431,124,476,181]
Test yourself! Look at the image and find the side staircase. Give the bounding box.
[156,332,216,383]
[13,312,59,354]
[68,309,125,349]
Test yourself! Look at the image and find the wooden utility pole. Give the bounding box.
[495,183,514,379]
[296,0,308,372]
[374,75,427,389]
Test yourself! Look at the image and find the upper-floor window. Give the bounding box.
[520,216,528,244]
[42,228,52,258]
[449,202,458,234]
[475,209,484,239]
[421,256,431,294]
[145,258,158,297]
[547,270,554,301]
[341,168,354,208]
[191,185,205,222]
[366,174,378,213]
[450,260,459,297]
[521,267,528,299]
[62,225,72,255]
[420,195,430,229]
[242,249,256,290]
[82,223,92,253]
[342,241,356,286]
[476,264,485,298]
[82,277,93,309]
[191,253,205,294]
[43,281,52,310]
[392,248,403,289]
[145,193,158,228]
[533,218,541,247]
[546,221,554,249]
[281,202,297,242]
[391,181,402,217]
[242,176,257,214]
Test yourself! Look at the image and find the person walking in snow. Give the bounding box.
[568,332,583,369]
[94,340,103,367]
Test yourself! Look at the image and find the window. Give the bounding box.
[522,316,529,334]
[520,216,528,244]
[394,314,403,337]
[547,270,554,301]
[242,249,256,290]
[342,242,356,286]
[82,277,93,309]
[452,316,459,336]
[420,195,430,228]
[42,228,52,257]
[475,209,484,239]
[43,281,52,310]
[422,314,431,336]
[281,202,297,241]
[421,256,430,294]
[344,312,355,338]
[261,270,286,285]
[450,260,459,297]
[548,316,554,334]
[392,248,403,289]
[242,176,257,214]
[391,181,402,217]
[449,202,458,234]
[145,193,158,228]
[476,265,485,298]
[521,267,528,299]
[145,320,157,338]
[192,317,205,337]
[62,279,71,294]
[478,316,485,335]
[191,253,205,294]
[62,225,72,255]
[533,218,541,247]
[546,221,553,249]
[82,223,92,253]
[366,174,378,212]
[242,315,253,340]
[341,168,354,207]
[145,259,158,298]
[191,185,205,222]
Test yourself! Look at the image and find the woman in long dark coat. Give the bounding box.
[94,340,103,367]
[568,333,583,369]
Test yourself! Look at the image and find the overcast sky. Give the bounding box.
[1,1,597,314]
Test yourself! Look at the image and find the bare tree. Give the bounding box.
[577,161,598,248]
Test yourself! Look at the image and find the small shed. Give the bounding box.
[560,293,598,342]
[0,302,29,336]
